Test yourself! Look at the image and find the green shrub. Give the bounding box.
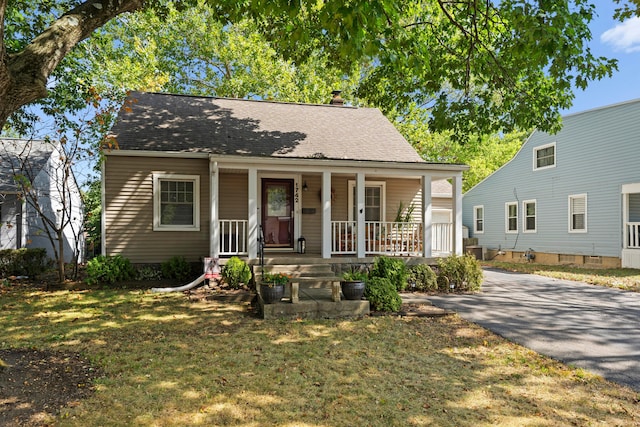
[364,277,402,312]
[136,266,163,281]
[86,254,135,285]
[436,254,483,292]
[221,256,251,289]
[407,263,438,291]
[161,256,192,281]
[370,256,408,291]
[0,248,49,278]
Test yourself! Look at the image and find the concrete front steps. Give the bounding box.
[254,263,370,320]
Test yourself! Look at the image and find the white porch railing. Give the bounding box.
[626,222,640,248]
[219,219,248,255]
[331,221,453,256]
[432,223,453,255]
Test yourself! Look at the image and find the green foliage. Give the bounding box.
[436,254,483,292]
[364,277,402,312]
[394,201,415,223]
[83,180,102,256]
[261,272,290,286]
[136,266,163,281]
[407,264,438,291]
[160,256,192,281]
[221,256,252,289]
[86,255,135,285]
[342,269,368,282]
[370,256,408,291]
[0,248,50,278]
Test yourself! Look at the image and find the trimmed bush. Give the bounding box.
[86,255,135,285]
[365,277,402,312]
[161,256,192,281]
[407,263,438,291]
[436,254,483,292]
[136,265,163,281]
[0,248,49,278]
[370,256,408,291]
[221,256,251,289]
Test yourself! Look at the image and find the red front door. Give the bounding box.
[262,179,294,249]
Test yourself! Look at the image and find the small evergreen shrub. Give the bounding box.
[365,277,402,312]
[86,254,135,285]
[407,263,438,291]
[221,256,251,289]
[370,256,408,291]
[161,256,192,281]
[436,254,483,292]
[0,248,49,277]
[136,265,163,281]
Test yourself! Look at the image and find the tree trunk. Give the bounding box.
[0,0,144,128]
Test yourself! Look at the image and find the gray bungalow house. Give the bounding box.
[0,138,84,263]
[462,99,640,268]
[102,91,467,265]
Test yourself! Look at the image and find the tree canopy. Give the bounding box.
[3,1,639,138]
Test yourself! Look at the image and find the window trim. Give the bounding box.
[523,199,537,233]
[568,193,587,233]
[348,180,386,222]
[533,142,556,171]
[505,201,518,234]
[153,173,200,231]
[473,205,484,234]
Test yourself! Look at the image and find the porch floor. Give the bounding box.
[258,286,370,320]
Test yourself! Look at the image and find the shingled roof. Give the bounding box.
[108,91,425,163]
[0,139,54,193]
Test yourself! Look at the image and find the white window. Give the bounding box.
[533,142,556,170]
[473,205,484,234]
[568,194,587,232]
[523,200,537,233]
[348,181,386,221]
[505,202,518,233]
[153,174,200,231]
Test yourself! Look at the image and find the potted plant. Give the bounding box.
[340,269,367,300]
[260,272,289,304]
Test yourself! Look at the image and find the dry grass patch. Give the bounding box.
[484,261,640,292]
[0,284,639,426]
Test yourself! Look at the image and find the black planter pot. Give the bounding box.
[341,280,366,300]
[260,284,285,304]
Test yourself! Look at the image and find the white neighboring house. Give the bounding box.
[0,138,84,263]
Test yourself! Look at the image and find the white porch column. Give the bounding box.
[453,173,463,255]
[247,168,258,259]
[321,171,332,258]
[210,160,220,258]
[421,174,432,258]
[356,172,366,258]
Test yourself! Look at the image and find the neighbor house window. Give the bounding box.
[474,205,484,234]
[153,174,200,231]
[534,142,556,170]
[348,181,385,221]
[569,194,587,232]
[505,202,518,233]
[523,200,537,232]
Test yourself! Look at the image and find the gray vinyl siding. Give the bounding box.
[463,99,640,258]
[104,156,210,263]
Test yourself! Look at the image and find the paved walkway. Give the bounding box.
[425,268,640,392]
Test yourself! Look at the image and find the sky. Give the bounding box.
[564,3,640,115]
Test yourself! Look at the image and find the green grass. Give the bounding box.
[483,261,640,292]
[1,285,639,426]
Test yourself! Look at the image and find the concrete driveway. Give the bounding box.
[427,268,640,392]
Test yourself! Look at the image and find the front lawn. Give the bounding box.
[1,282,638,426]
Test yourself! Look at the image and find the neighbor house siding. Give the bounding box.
[104,156,210,263]
[463,99,640,258]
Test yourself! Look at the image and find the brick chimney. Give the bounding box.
[329,90,344,106]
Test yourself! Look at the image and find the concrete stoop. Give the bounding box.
[258,287,370,320]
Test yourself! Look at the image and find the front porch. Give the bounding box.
[210,156,466,262]
[219,220,454,258]
[622,184,640,269]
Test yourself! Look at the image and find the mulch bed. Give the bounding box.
[0,349,102,427]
